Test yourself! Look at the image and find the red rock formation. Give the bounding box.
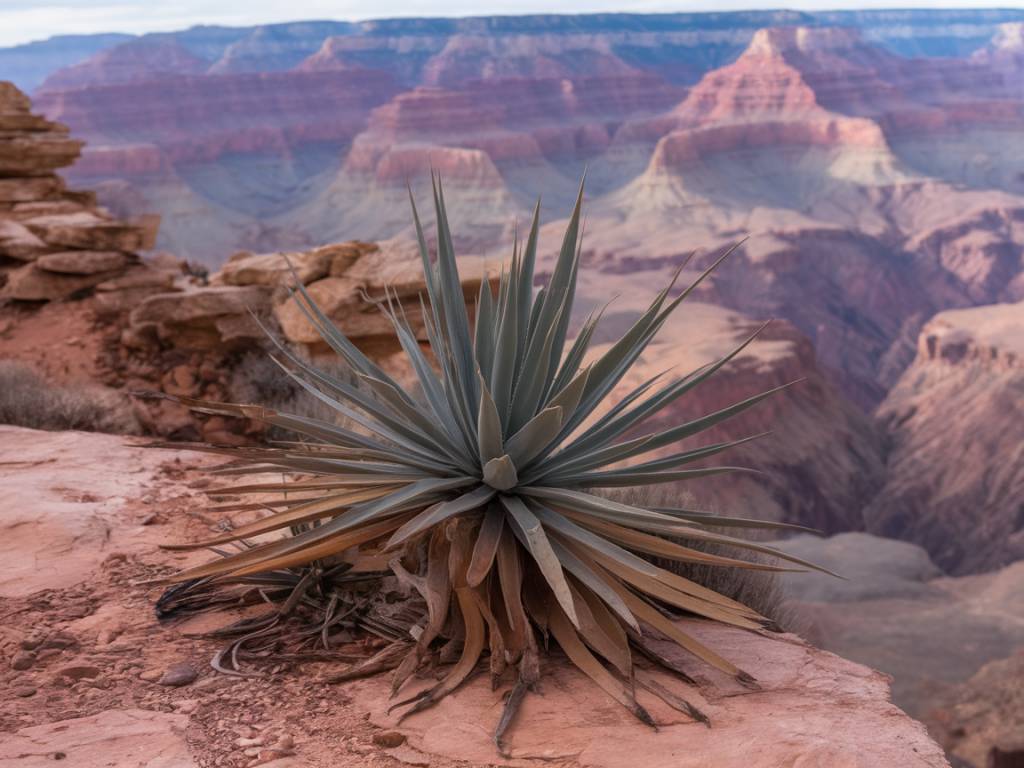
[0,81,159,301]
[866,301,1024,574]
[36,69,399,153]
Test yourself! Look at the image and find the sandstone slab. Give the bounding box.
[219,247,333,287]
[0,709,195,767]
[0,261,119,300]
[131,285,270,349]
[353,621,949,768]
[0,219,49,260]
[0,176,63,202]
[0,426,170,597]
[37,249,129,275]
[25,211,156,252]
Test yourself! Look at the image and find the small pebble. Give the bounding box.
[173,698,199,715]
[20,635,44,651]
[10,651,35,671]
[59,665,101,681]
[372,731,407,749]
[14,685,36,698]
[159,662,198,687]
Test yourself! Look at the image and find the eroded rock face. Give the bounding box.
[0,81,160,303]
[928,650,1024,768]
[865,301,1024,575]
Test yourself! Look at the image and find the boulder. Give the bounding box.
[37,250,129,275]
[776,532,942,603]
[130,285,270,349]
[273,276,362,344]
[928,650,1024,768]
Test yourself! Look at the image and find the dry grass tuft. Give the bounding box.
[0,361,139,434]
[606,485,790,628]
[228,350,356,438]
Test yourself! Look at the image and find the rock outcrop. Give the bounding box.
[928,650,1024,768]
[124,239,496,354]
[0,426,950,768]
[865,301,1024,575]
[777,533,1024,723]
[0,81,159,302]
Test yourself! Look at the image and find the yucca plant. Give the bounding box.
[155,178,826,748]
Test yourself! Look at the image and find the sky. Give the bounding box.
[0,0,1019,47]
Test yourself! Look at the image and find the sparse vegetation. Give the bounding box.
[606,486,792,628]
[0,361,139,434]
[228,349,357,438]
[155,179,824,750]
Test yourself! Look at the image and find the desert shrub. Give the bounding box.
[228,349,356,439]
[153,179,824,749]
[0,361,139,434]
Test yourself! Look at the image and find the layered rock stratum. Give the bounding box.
[0,82,159,302]
[866,301,1024,574]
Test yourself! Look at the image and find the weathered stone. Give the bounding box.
[0,219,49,260]
[0,134,82,177]
[0,262,118,301]
[95,264,178,292]
[130,285,270,349]
[58,664,101,681]
[25,212,153,252]
[0,83,160,304]
[0,709,196,767]
[158,662,198,687]
[372,731,407,748]
[37,250,128,275]
[10,651,34,670]
[218,248,331,287]
[0,177,62,202]
[325,241,378,276]
[273,276,362,344]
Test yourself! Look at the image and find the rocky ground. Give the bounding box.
[0,426,950,768]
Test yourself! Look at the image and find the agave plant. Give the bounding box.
[156,178,825,747]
